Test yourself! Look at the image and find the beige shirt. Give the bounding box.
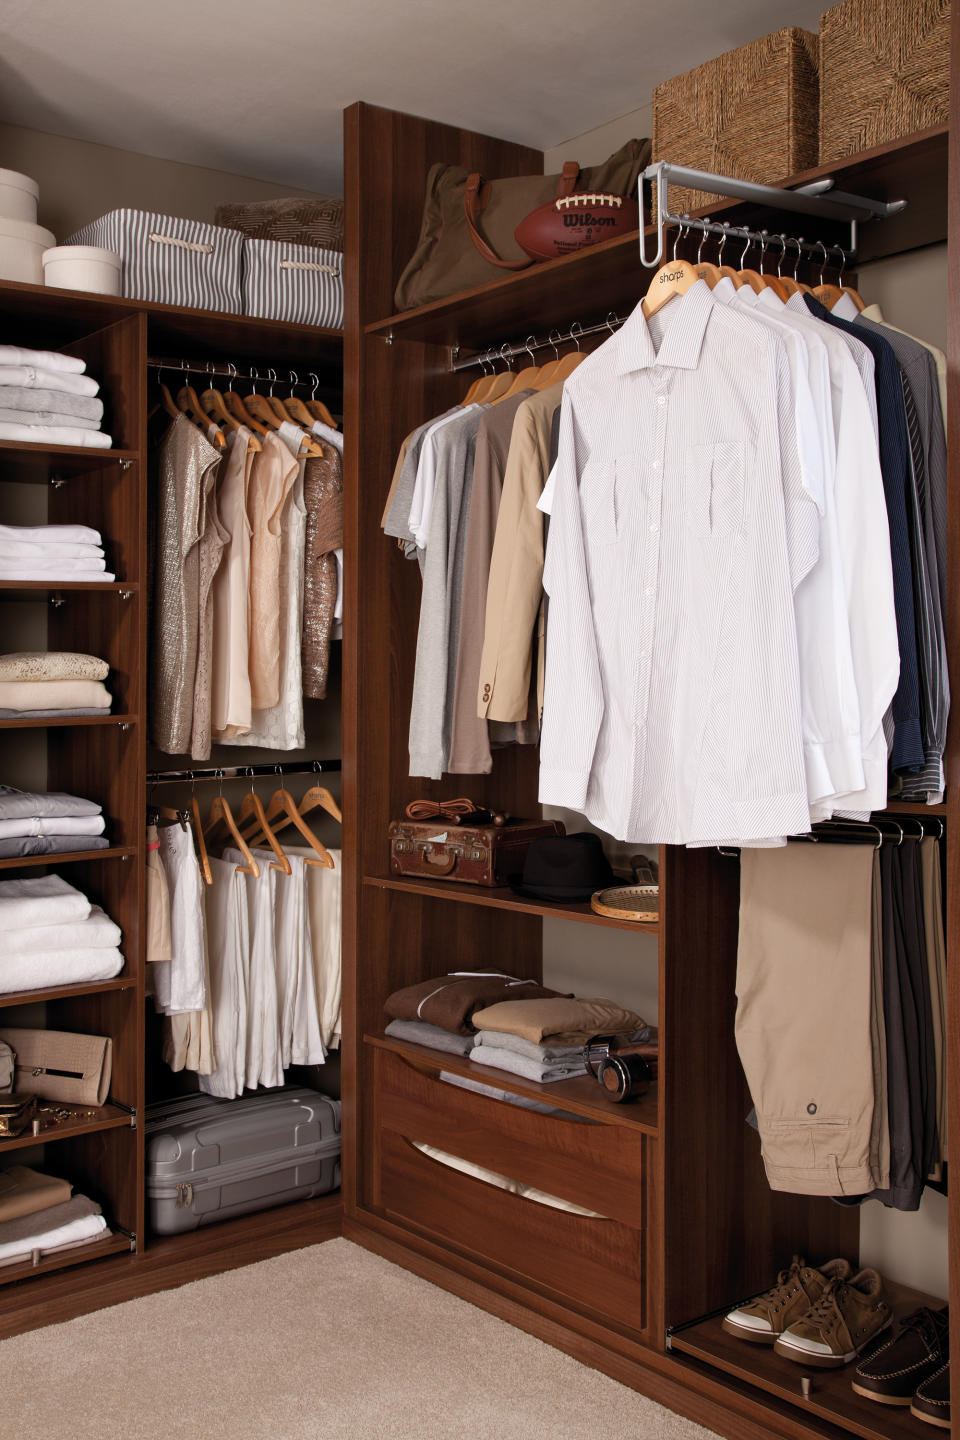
[476,382,564,723]
[210,429,254,737]
[247,432,298,711]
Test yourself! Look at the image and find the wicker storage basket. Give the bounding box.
[215,196,344,252]
[819,0,950,163]
[652,28,819,215]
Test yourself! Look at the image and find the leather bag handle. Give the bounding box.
[419,846,458,874]
[463,160,581,270]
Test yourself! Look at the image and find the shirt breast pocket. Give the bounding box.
[579,458,621,547]
[690,440,745,539]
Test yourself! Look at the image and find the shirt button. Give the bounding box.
[645,587,654,597]
[651,460,660,469]
[649,523,659,533]
[656,396,666,407]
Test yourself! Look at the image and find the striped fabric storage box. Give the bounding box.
[67,209,243,312]
[241,238,343,329]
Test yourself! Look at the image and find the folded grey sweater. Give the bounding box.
[471,1044,587,1084]
[0,385,103,421]
[473,1030,585,1063]
[385,1018,475,1056]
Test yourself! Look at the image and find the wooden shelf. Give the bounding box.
[0,713,137,730]
[365,125,947,350]
[363,872,659,933]
[0,442,138,483]
[0,1102,133,1155]
[0,278,343,370]
[366,1033,660,1135]
[0,976,136,1009]
[670,1277,948,1440]
[0,581,137,595]
[0,1230,132,1289]
[0,845,136,870]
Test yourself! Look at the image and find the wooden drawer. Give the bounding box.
[372,1047,649,1332]
[376,1128,647,1332]
[375,1045,647,1225]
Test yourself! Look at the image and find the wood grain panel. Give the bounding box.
[377,1128,648,1335]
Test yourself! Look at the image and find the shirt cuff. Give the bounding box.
[538,768,590,811]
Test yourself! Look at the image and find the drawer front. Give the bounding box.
[376,1046,647,1226]
[377,1128,647,1334]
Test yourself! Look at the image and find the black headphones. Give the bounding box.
[583,1035,653,1103]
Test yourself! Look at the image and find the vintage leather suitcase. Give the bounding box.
[388,818,564,887]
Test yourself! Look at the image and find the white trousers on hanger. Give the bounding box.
[153,822,206,1014]
[226,850,283,1090]
[199,857,249,1099]
[288,845,342,1050]
[273,855,326,1068]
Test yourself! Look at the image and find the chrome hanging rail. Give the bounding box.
[639,159,907,268]
[450,316,625,373]
[146,759,342,785]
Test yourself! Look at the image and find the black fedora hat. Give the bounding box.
[511,832,615,902]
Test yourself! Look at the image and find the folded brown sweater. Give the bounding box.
[384,972,567,1036]
[470,996,647,1046]
[0,1165,72,1223]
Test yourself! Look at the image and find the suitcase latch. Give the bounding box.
[176,1183,194,1208]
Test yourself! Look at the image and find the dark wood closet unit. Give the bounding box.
[0,278,343,1337]
[340,60,956,1440]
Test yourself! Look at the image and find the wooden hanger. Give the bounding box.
[691,224,724,288]
[190,794,213,885]
[642,257,701,317]
[305,372,336,428]
[298,783,342,826]
[241,787,335,869]
[244,371,285,432]
[200,370,263,453]
[237,788,292,875]
[176,376,226,448]
[462,353,495,404]
[158,367,182,423]
[219,363,270,437]
[204,791,260,876]
[283,373,328,431]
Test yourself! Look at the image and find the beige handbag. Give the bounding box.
[0,1028,112,1107]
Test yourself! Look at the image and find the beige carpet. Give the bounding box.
[1,1238,719,1439]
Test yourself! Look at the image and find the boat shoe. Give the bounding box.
[722,1256,852,1345]
[911,1362,951,1429]
[852,1306,948,1405]
[774,1267,891,1367]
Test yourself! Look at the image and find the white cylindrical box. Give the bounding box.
[42,244,122,295]
[0,216,56,283]
[0,169,39,223]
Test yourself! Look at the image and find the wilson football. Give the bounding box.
[514,192,640,261]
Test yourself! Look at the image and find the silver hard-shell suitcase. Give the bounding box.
[146,1087,341,1234]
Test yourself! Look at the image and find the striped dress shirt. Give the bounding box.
[539,281,816,844]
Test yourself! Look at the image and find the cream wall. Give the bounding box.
[0,122,331,242]
[541,111,949,1301]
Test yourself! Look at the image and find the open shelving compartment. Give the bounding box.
[342,96,956,1440]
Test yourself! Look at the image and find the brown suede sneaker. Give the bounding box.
[852,1306,948,1405]
[774,1267,891,1367]
[911,1362,951,1429]
[722,1256,853,1345]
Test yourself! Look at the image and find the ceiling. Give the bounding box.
[0,0,827,194]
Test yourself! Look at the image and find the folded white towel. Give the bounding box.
[0,679,111,711]
[0,541,104,560]
[0,366,98,396]
[0,346,86,375]
[0,422,112,448]
[0,408,100,431]
[0,523,101,545]
[0,946,123,993]
[4,904,121,956]
[0,874,91,928]
[0,563,115,581]
[0,1214,107,1265]
[0,653,109,682]
[0,814,105,840]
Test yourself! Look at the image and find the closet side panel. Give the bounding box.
[946,0,960,1391]
[342,103,544,1217]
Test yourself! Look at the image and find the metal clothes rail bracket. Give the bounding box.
[639,160,907,268]
[146,759,342,785]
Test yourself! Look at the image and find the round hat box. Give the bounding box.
[43,245,122,296]
[0,216,56,284]
[0,169,39,224]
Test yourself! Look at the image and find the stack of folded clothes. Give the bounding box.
[0,523,112,582]
[0,652,112,717]
[470,996,648,1083]
[0,873,123,992]
[0,344,112,448]
[0,1166,109,1266]
[384,971,567,1057]
[0,785,109,858]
